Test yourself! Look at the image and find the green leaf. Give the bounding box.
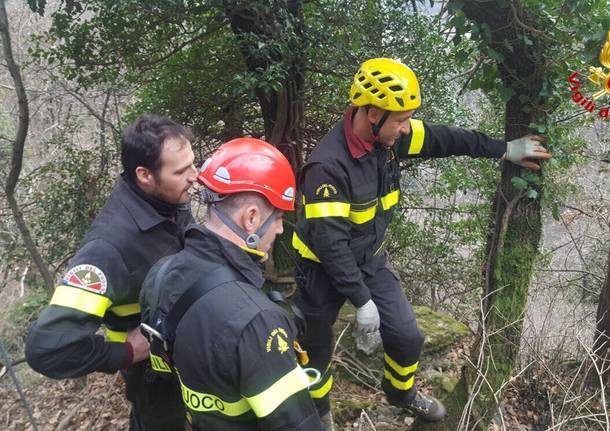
[498,86,515,103]
[511,176,528,190]
[527,189,538,199]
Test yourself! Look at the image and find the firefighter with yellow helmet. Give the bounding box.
[292,58,550,426]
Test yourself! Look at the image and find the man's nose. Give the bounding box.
[188,164,198,182]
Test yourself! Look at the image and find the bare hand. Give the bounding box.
[127,327,150,364]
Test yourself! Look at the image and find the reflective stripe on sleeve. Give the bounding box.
[349,206,377,224]
[109,303,141,317]
[50,285,112,317]
[304,202,350,219]
[105,328,128,342]
[246,365,309,418]
[380,190,400,211]
[407,119,425,155]
[292,232,320,263]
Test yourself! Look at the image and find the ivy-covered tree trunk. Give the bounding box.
[413,2,547,430]
[224,0,306,283]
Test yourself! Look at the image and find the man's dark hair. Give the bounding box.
[121,114,194,181]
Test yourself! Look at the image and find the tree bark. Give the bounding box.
[224,0,306,278]
[413,2,547,430]
[0,1,54,293]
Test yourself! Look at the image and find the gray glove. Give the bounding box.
[356,299,380,333]
[505,135,551,170]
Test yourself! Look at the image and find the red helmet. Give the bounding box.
[198,138,296,211]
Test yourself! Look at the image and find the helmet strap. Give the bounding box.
[371,110,391,138]
[210,204,278,250]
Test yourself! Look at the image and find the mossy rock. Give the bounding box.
[413,305,470,353]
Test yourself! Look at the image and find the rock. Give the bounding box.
[428,371,458,395]
[413,305,470,353]
[353,330,382,355]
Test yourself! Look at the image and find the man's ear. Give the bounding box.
[366,107,382,124]
[135,166,154,187]
[241,205,260,234]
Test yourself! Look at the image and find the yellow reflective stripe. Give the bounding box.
[246,365,309,418]
[380,190,400,211]
[180,382,251,416]
[349,206,377,224]
[150,354,172,373]
[309,374,334,399]
[105,328,128,342]
[384,369,415,390]
[109,303,140,317]
[407,119,425,155]
[292,232,320,263]
[50,285,112,318]
[304,202,350,219]
[384,354,418,377]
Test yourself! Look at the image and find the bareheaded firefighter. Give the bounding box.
[292,58,551,426]
[25,115,198,430]
[143,138,324,430]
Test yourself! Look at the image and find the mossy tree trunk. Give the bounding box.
[412,2,547,430]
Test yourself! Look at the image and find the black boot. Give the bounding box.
[387,390,446,422]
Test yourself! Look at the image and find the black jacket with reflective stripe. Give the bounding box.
[293,118,506,308]
[25,176,192,377]
[167,226,321,430]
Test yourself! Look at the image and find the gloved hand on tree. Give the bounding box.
[503,135,551,171]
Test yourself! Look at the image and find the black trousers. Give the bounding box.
[295,257,425,416]
[122,361,186,431]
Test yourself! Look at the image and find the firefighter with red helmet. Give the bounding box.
[292,58,551,427]
[145,138,323,430]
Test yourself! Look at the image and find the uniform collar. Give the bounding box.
[343,106,375,159]
[116,175,171,232]
[186,225,265,289]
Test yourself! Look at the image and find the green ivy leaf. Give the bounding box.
[511,176,528,190]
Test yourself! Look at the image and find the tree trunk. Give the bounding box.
[0,1,54,293]
[413,2,547,429]
[224,0,306,282]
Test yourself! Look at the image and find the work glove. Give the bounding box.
[356,299,380,333]
[504,135,551,171]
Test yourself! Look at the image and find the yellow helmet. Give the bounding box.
[350,58,421,111]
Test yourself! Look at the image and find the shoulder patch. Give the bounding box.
[63,264,108,295]
[265,327,290,354]
[315,183,338,198]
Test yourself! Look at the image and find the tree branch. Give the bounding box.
[0,1,53,291]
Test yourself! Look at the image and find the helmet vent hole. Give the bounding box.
[378,76,392,83]
[371,71,381,76]
[358,76,366,82]
[389,85,403,92]
[378,94,386,99]
[410,95,417,100]
[370,88,379,94]
[395,97,404,107]
[363,82,372,89]
[353,92,362,99]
